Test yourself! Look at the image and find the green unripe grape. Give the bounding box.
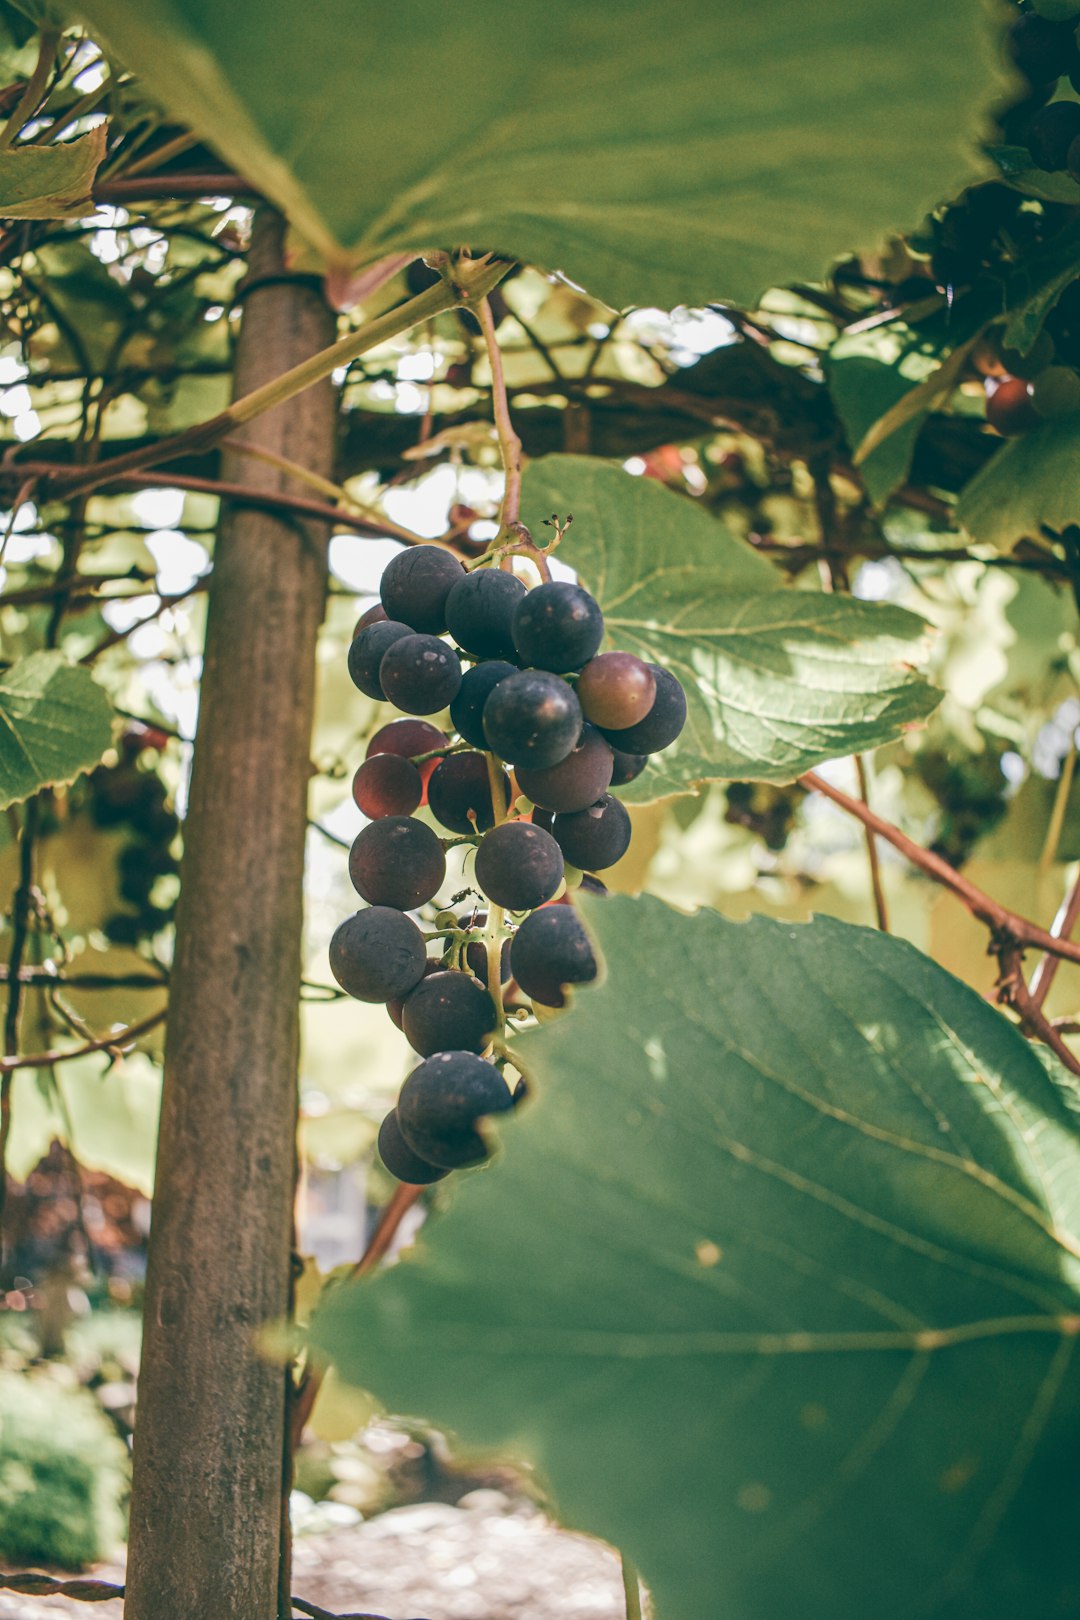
[1032,365,1080,417]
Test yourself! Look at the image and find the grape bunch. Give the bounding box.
[329,540,687,1185]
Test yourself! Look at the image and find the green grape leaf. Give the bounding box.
[71,0,995,309]
[0,651,114,809]
[956,413,1080,551]
[1002,217,1080,354]
[8,1053,162,1194]
[522,456,939,798]
[0,124,107,219]
[311,894,1080,1620]
[827,326,939,505]
[989,144,1080,203]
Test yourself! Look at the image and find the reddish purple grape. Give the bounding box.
[601,665,686,754]
[576,652,656,730]
[351,753,423,819]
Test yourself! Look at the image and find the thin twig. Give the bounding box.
[0,1006,165,1073]
[220,437,430,547]
[1039,749,1076,872]
[1,799,37,1244]
[290,1183,423,1447]
[0,1571,391,1618]
[1029,867,1080,1013]
[0,478,37,573]
[0,30,60,151]
[800,770,1080,969]
[854,755,889,933]
[477,294,523,528]
[33,260,512,502]
[1001,949,1080,1080]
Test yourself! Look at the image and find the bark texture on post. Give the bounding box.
[125,209,336,1620]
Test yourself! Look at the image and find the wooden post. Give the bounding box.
[124,207,336,1620]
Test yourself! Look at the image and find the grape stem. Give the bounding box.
[485,903,506,1036]
[483,749,512,1040]
[409,741,470,766]
[476,294,523,530]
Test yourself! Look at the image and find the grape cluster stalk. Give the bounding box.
[329,540,687,1184]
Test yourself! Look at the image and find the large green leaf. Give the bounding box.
[311,895,1080,1620]
[956,413,1080,551]
[72,0,994,309]
[0,124,106,219]
[0,651,114,809]
[522,457,939,797]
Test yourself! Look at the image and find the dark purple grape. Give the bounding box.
[511,581,604,673]
[515,724,614,813]
[347,620,412,700]
[377,1110,450,1184]
[449,660,517,749]
[552,793,631,871]
[387,958,441,1028]
[475,821,564,910]
[380,545,465,634]
[1028,101,1080,170]
[352,753,423,819]
[349,816,446,909]
[398,1050,514,1168]
[610,748,648,787]
[601,665,686,754]
[576,651,656,730]
[379,635,462,716]
[1008,13,1079,87]
[329,908,427,1002]
[445,568,527,660]
[482,669,582,769]
[401,969,497,1057]
[427,751,511,833]
[510,906,598,1007]
[353,601,388,637]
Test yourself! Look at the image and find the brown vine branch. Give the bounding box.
[476,293,523,529]
[0,1570,393,1618]
[800,770,1080,969]
[1,800,37,1248]
[289,1182,423,1448]
[1000,949,1080,1081]
[0,1006,165,1073]
[1029,869,1080,1014]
